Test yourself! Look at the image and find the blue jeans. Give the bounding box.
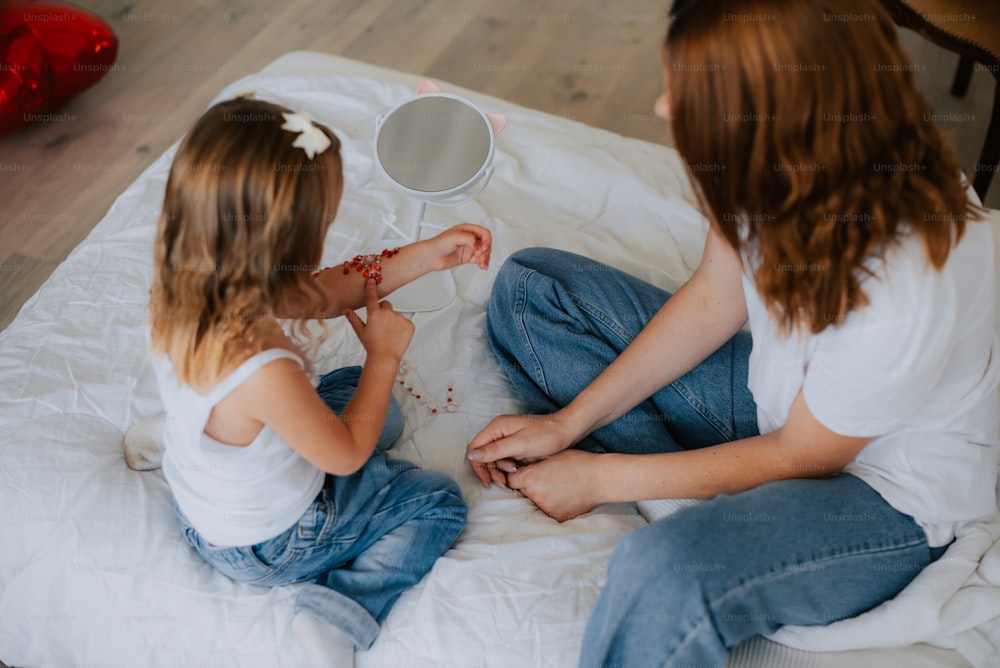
[176,366,467,650]
[487,248,946,668]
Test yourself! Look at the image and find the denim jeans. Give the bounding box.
[176,366,467,650]
[487,248,946,668]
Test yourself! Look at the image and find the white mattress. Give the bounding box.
[0,52,985,668]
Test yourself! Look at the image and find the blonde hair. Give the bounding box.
[666,0,981,334]
[149,98,343,385]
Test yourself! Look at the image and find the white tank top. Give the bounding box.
[152,349,325,547]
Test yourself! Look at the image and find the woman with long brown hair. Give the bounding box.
[466,0,999,665]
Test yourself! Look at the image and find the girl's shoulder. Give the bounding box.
[189,322,304,395]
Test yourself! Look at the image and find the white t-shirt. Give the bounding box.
[152,348,325,547]
[742,220,1000,547]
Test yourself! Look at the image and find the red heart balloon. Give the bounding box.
[0,1,118,136]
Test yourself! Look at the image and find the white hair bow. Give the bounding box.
[281,112,332,159]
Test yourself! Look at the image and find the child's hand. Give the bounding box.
[425,224,492,272]
[343,279,414,361]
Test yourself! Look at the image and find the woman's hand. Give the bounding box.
[344,278,414,362]
[506,450,606,522]
[423,223,492,272]
[466,413,577,487]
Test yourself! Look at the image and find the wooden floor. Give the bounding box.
[0,0,996,333]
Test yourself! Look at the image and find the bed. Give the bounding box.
[1,52,997,668]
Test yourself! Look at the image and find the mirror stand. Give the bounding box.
[373,92,497,312]
[381,200,457,312]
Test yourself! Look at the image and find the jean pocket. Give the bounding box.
[295,496,329,542]
[195,539,273,583]
[292,487,368,550]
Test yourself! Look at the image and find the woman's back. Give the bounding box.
[744,215,999,545]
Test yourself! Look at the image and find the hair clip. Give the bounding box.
[281,111,332,159]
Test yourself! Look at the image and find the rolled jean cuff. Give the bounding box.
[293,582,381,650]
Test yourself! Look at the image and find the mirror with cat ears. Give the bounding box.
[373,81,506,311]
[374,80,506,236]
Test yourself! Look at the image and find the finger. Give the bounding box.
[506,466,525,490]
[482,464,505,489]
[467,424,495,453]
[450,231,476,264]
[470,461,491,487]
[379,299,393,311]
[453,223,481,239]
[342,308,365,339]
[469,431,532,465]
[464,226,490,262]
[456,223,488,243]
[467,416,517,452]
[488,466,509,489]
[479,235,493,269]
[496,458,519,474]
[364,277,380,312]
[451,225,488,260]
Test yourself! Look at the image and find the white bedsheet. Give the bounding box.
[0,52,993,668]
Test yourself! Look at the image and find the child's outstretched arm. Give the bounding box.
[280,223,492,319]
[251,279,413,475]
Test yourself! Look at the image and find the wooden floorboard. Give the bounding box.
[0,0,995,333]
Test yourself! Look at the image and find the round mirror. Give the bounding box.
[375,94,494,198]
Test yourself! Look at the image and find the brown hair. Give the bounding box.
[149,98,343,385]
[665,0,980,334]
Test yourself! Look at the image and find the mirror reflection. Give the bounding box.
[377,96,492,193]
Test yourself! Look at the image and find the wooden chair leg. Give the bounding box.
[951,55,975,98]
[972,79,1000,200]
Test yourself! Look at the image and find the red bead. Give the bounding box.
[447,397,452,402]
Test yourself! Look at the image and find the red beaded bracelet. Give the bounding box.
[312,247,400,284]
[342,247,399,284]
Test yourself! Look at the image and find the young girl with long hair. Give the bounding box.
[467,0,999,665]
[149,97,489,664]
